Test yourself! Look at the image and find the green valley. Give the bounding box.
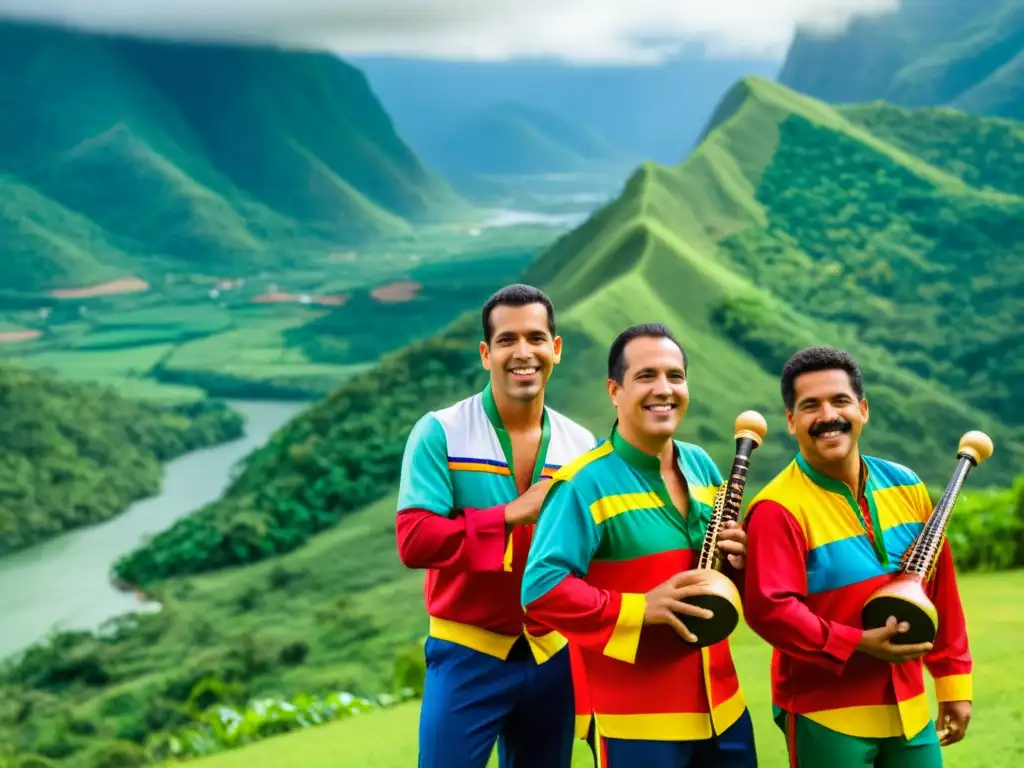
[2,71,1022,767]
[0,20,596,404]
[0,363,243,558]
[420,101,629,176]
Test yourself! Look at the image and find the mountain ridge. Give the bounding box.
[777,0,1024,119]
[0,19,463,293]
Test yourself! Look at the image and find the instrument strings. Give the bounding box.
[903,457,972,576]
[699,446,752,571]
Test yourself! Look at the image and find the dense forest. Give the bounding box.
[0,363,243,555]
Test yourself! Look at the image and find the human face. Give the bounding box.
[787,368,869,468]
[607,336,689,443]
[479,303,561,403]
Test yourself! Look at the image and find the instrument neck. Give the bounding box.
[699,436,756,571]
[903,454,974,576]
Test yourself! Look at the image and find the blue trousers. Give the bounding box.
[418,635,576,768]
[599,708,758,767]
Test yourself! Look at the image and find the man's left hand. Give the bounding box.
[717,521,747,570]
[937,701,972,746]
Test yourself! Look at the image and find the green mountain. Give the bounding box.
[422,101,627,175]
[111,75,1024,589]
[4,74,1024,767]
[0,363,243,556]
[778,0,1024,119]
[0,20,462,294]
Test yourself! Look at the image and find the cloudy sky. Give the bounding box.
[0,0,899,63]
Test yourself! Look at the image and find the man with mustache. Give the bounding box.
[396,284,598,768]
[742,345,972,768]
[521,323,756,767]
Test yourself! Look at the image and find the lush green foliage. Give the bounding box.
[0,18,460,294]
[718,109,1023,431]
[0,363,243,555]
[150,685,419,762]
[942,476,1024,573]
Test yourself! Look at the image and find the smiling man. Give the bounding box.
[395,284,597,768]
[741,345,973,768]
[521,323,756,767]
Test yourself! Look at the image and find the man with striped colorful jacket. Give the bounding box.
[521,323,756,767]
[396,284,597,768]
[742,345,973,768]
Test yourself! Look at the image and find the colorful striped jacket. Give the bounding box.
[395,383,596,678]
[742,452,972,739]
[521,426,748,742]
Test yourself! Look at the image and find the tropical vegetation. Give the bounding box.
[0,363,243,556]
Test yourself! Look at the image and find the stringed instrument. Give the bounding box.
[680,410,768,649]
[860,430,993,645]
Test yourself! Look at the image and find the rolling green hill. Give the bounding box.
[0,363,243,557]
[110,74,1024,588]
[0,19,462,294]
[778,0,1024,119]
[425,101,627,175]
[3,75,1024,767]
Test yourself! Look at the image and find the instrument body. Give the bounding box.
[860,431,992,645]
[680,411,767,648]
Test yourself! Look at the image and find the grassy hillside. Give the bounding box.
[0,363,243,557]
[0,19,462,295]
[110,75,1024,588]
[778,0,1024,120]
[166,570,1024,768]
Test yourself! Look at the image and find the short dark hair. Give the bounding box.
[780,345,864,411]
[481,284,556,343]
[607,323,687,383]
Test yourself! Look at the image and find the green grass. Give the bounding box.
[183,569,1024,768]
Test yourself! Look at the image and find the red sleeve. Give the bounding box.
[525,577,646,664]
[923,539,973,701]
[742,500,864,673]
[395,505,509,572]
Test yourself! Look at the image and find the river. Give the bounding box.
[0,399,306,663]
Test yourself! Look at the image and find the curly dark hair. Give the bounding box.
[780,345,864,410]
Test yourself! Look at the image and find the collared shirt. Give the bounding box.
[395,383,595,662]
[742,452,973,739]
[521,426,747,742]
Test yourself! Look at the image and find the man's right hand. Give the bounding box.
[857,616,934,662]
[504,479,553,527]
[643,571,716,643]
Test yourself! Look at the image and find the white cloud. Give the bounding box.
[0,0,901,63]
